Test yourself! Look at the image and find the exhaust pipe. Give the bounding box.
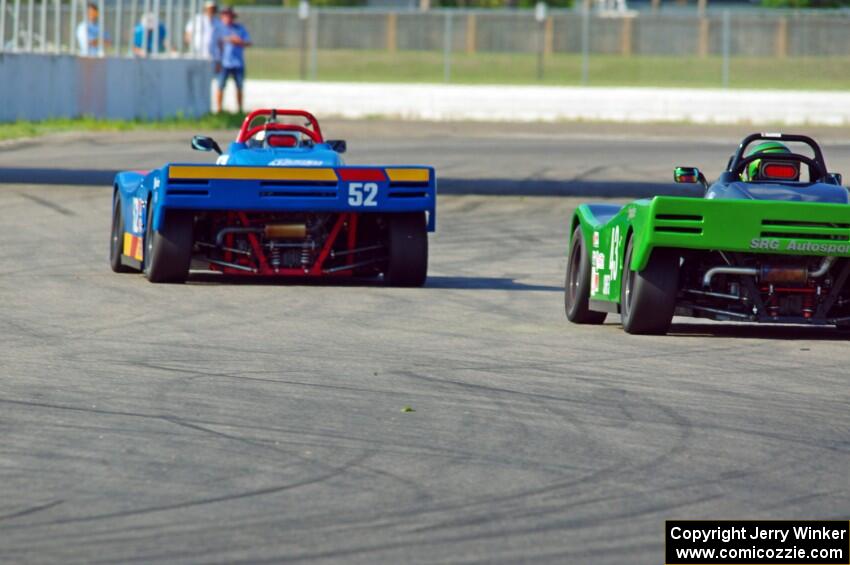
[215,223,308,246]
[703,267,757,288]
[264,223,307,239]
[809,256,835,278]
[702,256,835,287]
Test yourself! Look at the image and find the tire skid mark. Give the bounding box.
[0,500,64,523]
[390,382,696,536]
[217,491,726,565]
[0,450,374,532]
[16,192,75,216]
[0,394,593,476]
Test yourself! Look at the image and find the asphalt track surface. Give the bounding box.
[1,122,849,564]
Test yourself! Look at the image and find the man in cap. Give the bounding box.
[184,0,221,59]
[212,6,252,113]
[76,2,111,55]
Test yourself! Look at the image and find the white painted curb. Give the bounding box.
[229,80,850,126]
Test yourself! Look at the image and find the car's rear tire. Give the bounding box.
[143,204,193,284]
[352,214,384,279]
[110,195,135,273]
[384,212,428,287]
[620,237,679,335]
[565,226,607,324]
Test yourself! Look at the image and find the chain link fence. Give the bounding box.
[0,0,207,55]
[3,3,850,88]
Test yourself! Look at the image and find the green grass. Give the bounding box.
[2,51,845,140]
[0,113,248,142]
[247,48,850,90]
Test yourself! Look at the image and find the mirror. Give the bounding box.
[191,135,222,155]
[327,139,347,154]
[674,166,703,184]
[829,172,843,186]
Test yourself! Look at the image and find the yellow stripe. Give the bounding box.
[123,233,134,257]
[386,168,430,183]
[169,165,338,182]
[123,233,143,261]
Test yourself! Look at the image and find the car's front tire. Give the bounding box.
[565,226,606,324]
[620,237,679,335]
[384,212,428,287]
[143,204,193,284]
[110,195,135,273]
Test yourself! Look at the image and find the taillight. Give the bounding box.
[762,162,799,180]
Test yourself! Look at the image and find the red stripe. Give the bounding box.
[337,168,387,182]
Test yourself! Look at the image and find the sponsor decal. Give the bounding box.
[596,251,605,270]
[602,274,611,296]
[268,158,325,167]
[591,268,599,294]
[131,198,145,234]
[609,225,621,281]
[628,207,636,219]
[749,238,781,250]
[123,233,144,261]
[750,237,850,254]
[786,240,850,253]
[592,231,600,248]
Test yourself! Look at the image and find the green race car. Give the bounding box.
[564,133,850,334]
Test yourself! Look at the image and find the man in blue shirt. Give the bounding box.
[212,6,252,113]
[132,13,168,57]
[76,2,111,56]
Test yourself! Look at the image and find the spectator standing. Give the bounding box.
[132,13,168,57]
[184,0,221,58]
[212,6,252,114]
[76,2,111,55]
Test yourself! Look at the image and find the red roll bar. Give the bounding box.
[236,109,325,144]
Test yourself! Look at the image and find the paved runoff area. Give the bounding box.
[1,122,849,564]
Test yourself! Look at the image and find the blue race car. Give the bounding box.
[109,109,436,285]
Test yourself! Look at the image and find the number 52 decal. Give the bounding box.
[348,182,378,207]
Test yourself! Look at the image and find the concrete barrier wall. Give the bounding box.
[237,79,850,126]
[0,53,212,122]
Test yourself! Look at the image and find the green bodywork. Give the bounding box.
[571,196,850,305]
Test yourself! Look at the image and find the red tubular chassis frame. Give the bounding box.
[208,211,365,277]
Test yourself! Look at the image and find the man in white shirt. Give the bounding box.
[76,2,111,56]
[184,0,219,58]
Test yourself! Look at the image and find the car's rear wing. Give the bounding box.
[629,196,850,270]
[158,164,437,231]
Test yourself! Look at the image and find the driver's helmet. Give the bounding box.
[744,141,793,181]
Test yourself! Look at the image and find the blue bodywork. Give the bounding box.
[705,175,848,204]
[223,140,344,167]
[113,138,437,255]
